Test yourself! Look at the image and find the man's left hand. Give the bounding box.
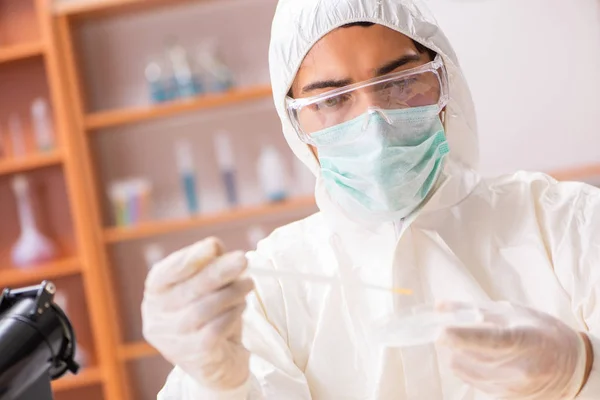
[438,302,590,399]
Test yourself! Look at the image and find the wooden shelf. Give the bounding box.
[0,257,80,288]
[550,163,600,182]
[0,42,45,65]
[119,341,159,361]
[104,196,316,243]
[55,0,196,19]
[0,151,63,176]
[85,85,272,130]
[52,366,104,392]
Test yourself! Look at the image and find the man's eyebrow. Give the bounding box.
[375,54,422,76]
[301,78,353,94]
[299,54,422,95]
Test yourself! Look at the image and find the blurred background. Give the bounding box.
[0,0,598,399]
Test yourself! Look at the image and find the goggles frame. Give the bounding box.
[286,54,449,145]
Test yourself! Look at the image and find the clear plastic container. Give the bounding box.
[195,40,234,93]
[11,174,57,267]
[31,98,56,152]
[370,305,483,347]
[257,145,289,202]
[108,178,153,226]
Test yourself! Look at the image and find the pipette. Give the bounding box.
[248,267,413,296]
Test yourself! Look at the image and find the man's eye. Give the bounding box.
[312,95,348,111]
[322,97,340,108]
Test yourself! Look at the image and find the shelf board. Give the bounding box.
[0,152,63,176]
[55,0,195,19]
[104,196,316,244]
[52,366,103,392]
[0,42,45,65]
[85,85,272,130]
[550,163,600,182]
[119,341,159,361]
[0,257,80,288]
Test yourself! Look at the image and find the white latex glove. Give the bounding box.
[437,302,589,400]
[142,237,254,391]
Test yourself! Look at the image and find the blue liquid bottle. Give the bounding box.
[214,131,238,207]
[175,140,199,215]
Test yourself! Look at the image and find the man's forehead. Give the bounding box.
[299,26,418,70]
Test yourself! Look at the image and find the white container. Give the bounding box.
[257,145,289,202]
[31,98,56,152]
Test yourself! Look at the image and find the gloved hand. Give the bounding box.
[437,302,589,400]
[142,237,254,390]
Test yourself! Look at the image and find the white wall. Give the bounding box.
[427,0,600,176]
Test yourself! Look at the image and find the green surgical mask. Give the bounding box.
[311,105,450,223]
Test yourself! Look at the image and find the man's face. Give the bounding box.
[291,24,433,99]
[290,24,435,156]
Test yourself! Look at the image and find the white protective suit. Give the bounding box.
[159,0,600,398]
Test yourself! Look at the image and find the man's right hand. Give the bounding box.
[142,237,254,390]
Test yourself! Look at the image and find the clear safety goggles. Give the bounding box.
[286,54,449,145]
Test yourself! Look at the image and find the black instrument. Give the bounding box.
[0,281,79,400]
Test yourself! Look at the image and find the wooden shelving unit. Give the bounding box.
[119,341,158,361]
[0,257,80,287]
[85,85,272,130]
[0,151,63,176]
[104,196,315,243]
[52,366,104,392]
[0,41,45,64]
[51,1,315,398]
[0,2,592,400]
[0,0,118,399]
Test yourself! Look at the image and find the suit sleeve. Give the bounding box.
[539,180,600,398]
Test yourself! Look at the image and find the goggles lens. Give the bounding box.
[287,56,448,143]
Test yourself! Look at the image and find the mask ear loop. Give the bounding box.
[440,108,447,125]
